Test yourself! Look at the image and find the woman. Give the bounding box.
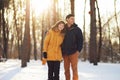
[42,20,65,80]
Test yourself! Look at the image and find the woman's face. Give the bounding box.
[58,23,65,31]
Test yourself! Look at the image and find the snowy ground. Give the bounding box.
[0,59,120,80]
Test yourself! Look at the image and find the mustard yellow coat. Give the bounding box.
[43,29,64,61]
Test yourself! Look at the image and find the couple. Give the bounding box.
[42,14,83,80]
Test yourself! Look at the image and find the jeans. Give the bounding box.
[47,61,60,80]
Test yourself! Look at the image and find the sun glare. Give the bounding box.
[31,0,51,16]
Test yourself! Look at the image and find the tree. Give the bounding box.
[70,0,75,15]
[52,0,58,24]
[32,11,37,60]
[0,0,10,59]
[82,0,87,61]
[95,0,102,62]
[89,0,98,65]
[21,0,30,67]
[114,0,120,53]
[108,23,113,62]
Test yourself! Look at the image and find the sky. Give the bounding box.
[0,59,120,80]
[75,0,120,29]
[30,0,120,30]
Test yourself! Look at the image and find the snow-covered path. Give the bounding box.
[0,59,120,80]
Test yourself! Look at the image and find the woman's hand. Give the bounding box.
[43,52,47,58]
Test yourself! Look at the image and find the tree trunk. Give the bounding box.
[40,15,45,60]
[108,23,113,62]
[70,0,75,15]
[2,8,8,59]
[95,0,102,62]
[18,0,24,59]
[53,0,57,24]
[13,0,20,59]
[89,0,98,65]
[0,11,3,57]
[21,0,30,67]
[0,10,1,43]
[114,0,120,53]
[83,0,87,61]
[32,11,37,60]
[0,0,9,59]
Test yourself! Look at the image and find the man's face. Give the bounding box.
[66,16,75,26]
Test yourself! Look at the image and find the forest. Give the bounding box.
[0,0,120,67]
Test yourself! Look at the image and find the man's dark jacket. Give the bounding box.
[61,23,83,55]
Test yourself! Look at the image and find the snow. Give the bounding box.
[0,59,120,80]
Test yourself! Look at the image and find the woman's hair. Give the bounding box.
[52,20,65,33]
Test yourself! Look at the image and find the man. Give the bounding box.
[61,14,83,80]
